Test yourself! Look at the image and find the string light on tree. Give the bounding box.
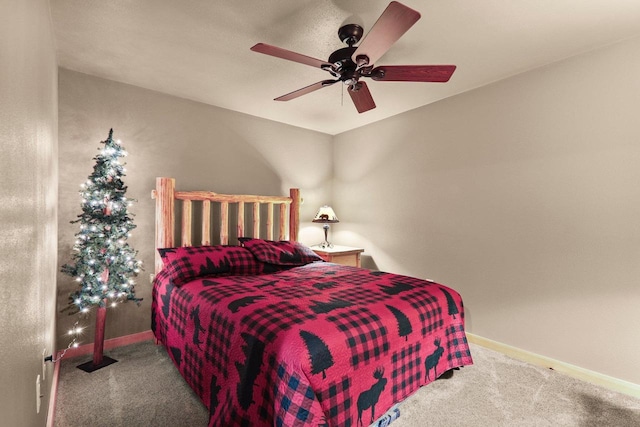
[61,129,142,372]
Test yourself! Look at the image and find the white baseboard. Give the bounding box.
[45,351,61,427]
[466,333,640,399]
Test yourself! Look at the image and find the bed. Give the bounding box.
[151,177,473,426]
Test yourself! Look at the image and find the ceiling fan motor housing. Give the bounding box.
[328,46,357,73]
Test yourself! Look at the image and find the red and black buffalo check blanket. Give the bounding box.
[152,262,473,426]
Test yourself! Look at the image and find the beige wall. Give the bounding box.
[333,36,640,385]
[57,69,333,344]
[0,0,58,425]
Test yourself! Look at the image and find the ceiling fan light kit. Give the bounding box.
[250,1,456,114]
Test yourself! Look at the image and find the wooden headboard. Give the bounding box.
[152,177,301,273]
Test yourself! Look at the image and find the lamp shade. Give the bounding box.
[312,205,339,223]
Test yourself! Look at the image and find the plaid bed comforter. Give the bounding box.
[152,262,473,426]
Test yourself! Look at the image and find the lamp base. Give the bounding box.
[316,224,334,249]
[316,241,334,249]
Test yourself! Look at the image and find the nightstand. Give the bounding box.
[312,245,364,268]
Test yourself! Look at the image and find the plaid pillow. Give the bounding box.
[158,245,265,286]
[239,238,323,266]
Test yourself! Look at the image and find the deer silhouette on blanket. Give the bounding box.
[424,338,444,381]
[357,367,387,426]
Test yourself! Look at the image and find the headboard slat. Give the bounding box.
[201,200,211,245]
[220,201,229,245]
[266,202,274,241]
[237,202,245,240]
[181,200,192,247]
[252,203,260,238]
[278,204,287,241]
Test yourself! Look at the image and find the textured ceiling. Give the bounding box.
[51,0,640,135]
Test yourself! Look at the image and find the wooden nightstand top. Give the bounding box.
[310,245,364,255]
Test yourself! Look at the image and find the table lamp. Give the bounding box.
[312,205,339,248]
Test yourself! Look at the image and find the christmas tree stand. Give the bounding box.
[77,305,117,372]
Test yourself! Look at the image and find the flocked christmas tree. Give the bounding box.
[61,129,142,371]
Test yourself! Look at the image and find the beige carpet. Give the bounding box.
[395,343,640,426]
[54,341,640,426]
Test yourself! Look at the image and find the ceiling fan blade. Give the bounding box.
[251,43,333,70]
[351,1,421,67]
[275,80,339,101]
[371,65,456,82]
[348,81,376,113]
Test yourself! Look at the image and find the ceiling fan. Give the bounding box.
[250,1,456,113]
